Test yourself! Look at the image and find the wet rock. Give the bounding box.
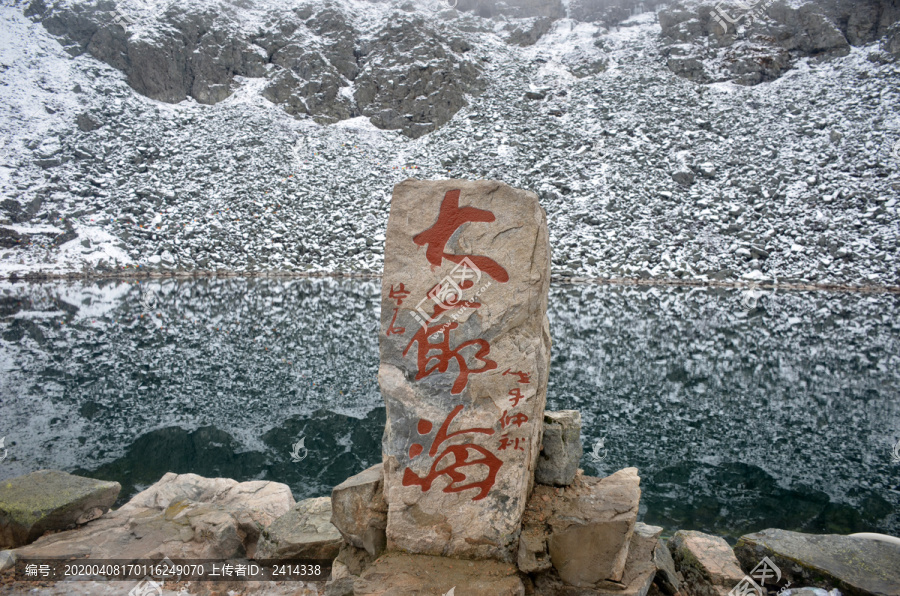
[0,470,120,549]
[353,551,524,595]
[256,497,342,561]
[379,180,551,561]
[10,473,293,560]
[535,410,583,487]
[734,528,900,596]
[669,530,744,596]
[330,464,387,557]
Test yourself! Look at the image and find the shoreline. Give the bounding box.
[2,268,899,295]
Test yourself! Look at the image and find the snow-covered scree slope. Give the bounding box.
[0,1,898,287]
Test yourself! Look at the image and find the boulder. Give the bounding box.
[379,180,551,561]
[519,468,641,588]
[669,530,744,596]
[0,470,120,548]
[330,464,388,557]
[9,473,293,561]
[734,529,900,596]
[535,410,583,487]
[353,551,524,595]
[530,521,664,596]
[256,497,342,561]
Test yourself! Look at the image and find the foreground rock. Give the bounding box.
[0,470,120,549]
[330,464,388,558]
[734,529,900,596]
[378,180,551,561]
[669,530,744,596]
[520,468,641,587]
[535,410,583,487]
[7,472,293,561]
[353,551,524,596]
[256,497,342,561]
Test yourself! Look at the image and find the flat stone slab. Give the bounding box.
[378,180,551,561]
[353,552,524,595]
[734,529,900,596]
[0,470,120,548]
[257,496,342,561]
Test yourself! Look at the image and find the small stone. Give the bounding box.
[330,464,388,557]
[535,410,583,486]
[672,170,695,186]
[256,497,342,561]
[0,470,120,549]
[669,530,744,594]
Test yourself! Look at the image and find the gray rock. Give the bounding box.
[669,530,744,596]
[330,464,387,558]
[734,529,900,596]
[9,472,293,561]
[0,470,120,549]
[653,538,682,595]
[256,496,342,561]
[535,410,583,487]
[672,170,695,186]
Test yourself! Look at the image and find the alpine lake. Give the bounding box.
[1,277,898,542]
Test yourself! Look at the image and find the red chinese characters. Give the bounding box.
[502,369,531,384]
[386,283,409,336]
[403,309,497,395]
[403,405,502,501]
[413,190,510,283]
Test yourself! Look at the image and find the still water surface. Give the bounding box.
[0,278,898,540]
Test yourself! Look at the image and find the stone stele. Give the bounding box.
[378,179,551,561]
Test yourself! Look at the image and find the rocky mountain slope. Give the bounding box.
[0,0,898,287]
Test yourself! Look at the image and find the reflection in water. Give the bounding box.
[0,278,897,539]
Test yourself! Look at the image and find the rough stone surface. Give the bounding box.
[8,473,293,561]
[379,180,551,561]
[669,530,744,596]
[0,470,120,549]
[256,496,342,561]
[353,551,524,595]
[734,528,900,596]
[330,464,388,557]
[653,538,683,595]
[535,410,583,487]
[532,520,661,595]
[519,468,641,588]
[27,2,484,138]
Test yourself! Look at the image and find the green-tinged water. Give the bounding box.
[0,278,897,541]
